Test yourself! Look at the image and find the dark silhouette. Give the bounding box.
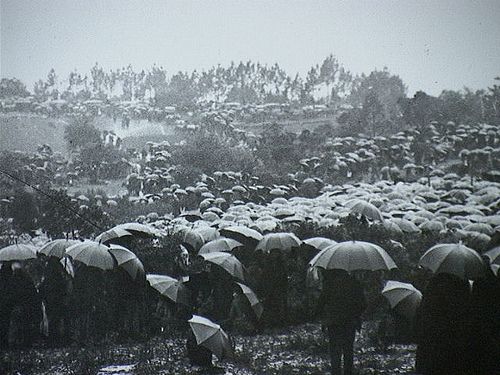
[39,258,70,346]
[416,273,472,375]
[469,264,500,375]
[10,264,42,348]
[0,262,14,349]
[315,269,366,375]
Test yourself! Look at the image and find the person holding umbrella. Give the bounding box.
[0,261,14,349]
[39,257,69,346]
[315,269,366,375]
[310,240,396,375]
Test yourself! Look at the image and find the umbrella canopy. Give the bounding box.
[418,243,485,279]
[146,274,191,305]
[220,226,263,246]
[188,315,233,360]
[345,199,384,222]
[179,228,205,252]
[114,223,158,237]
[95,227,133,244]
[108,245,145,281]
[66,241,116,270]
[390,218,421,234]
[198,238,243,254]
[200,252,245,281]
[309,241,397,272]
[0,244,37,262]
[255,232,302,253]
[38,239,80,259]
[484,246,500,265]
[381,280,422,321]
[303,237,337,251]
[235,282,263,319]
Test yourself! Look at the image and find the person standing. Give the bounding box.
[315,269,366,375]
[0,262,14,349]
[39,258,69,346]
[416,273,472,375]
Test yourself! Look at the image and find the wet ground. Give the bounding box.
[0,323,416,375]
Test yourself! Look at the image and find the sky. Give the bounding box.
[1,0,499,96]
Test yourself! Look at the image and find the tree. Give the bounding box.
[156,71,198,110]
[0,78,30,98]
[64,116,102,151]
[318,55,353,106]
[348,68,407,133]
[402,91,441,130]
[483,77,500,125]
[361,91,385,136]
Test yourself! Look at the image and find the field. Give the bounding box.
[0,323,416,375]
[0,113,336,154]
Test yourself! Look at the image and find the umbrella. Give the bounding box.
[303,237,337,251]
[38,239,80,259]
[220,226,263,246]
[309,241,397,272]
[235,282,263,319]
[146,274,191,305]
[255,232,302,253]
[0,244,37,262]
[108,245,145,281]
[188,315,233,360]
[66,241,116,270]
[390,218,421,234]
[381,281,422,321]
[200,252,245,281]
[114,223,158,237]
[179,228,205,252]
[418,243,485,279]
[95,227,133,244]
[198,238,243,254]
[484,246,500,265]
[345,199,384,222]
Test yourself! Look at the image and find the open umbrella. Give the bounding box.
[188,315,233,360]
[381,280,422,321]
[66,241,116,270]
[484,246,500,265]
[345,199,384,222]
[309,241,397,272]
[95,227,133,244]
[38,239,80,259]
[200,252,245,282]
[198,238,243,254]
[114,222,158,237]
[303,237,337,251]
[389,218,421,234]
[235,282,263,319]
[255,232,302,253]
[146,274,191,305]
[418,243,485,279]
[108,245,145,281]
[0,244,37,262]
[220,226,263,246]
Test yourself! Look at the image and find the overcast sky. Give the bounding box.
[1,0,499,96]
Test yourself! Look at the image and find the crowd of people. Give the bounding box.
[0,107,499,374]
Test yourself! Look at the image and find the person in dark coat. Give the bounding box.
[0,262,14,349]
[260,251,288,327]
[39,258,68,346]
[315,269,366,375]
[186,330,213,367]
[468,262,500,375]
[10,263,42,348]
[415,273,472,375]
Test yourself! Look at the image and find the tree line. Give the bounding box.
[1,55,499,134]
